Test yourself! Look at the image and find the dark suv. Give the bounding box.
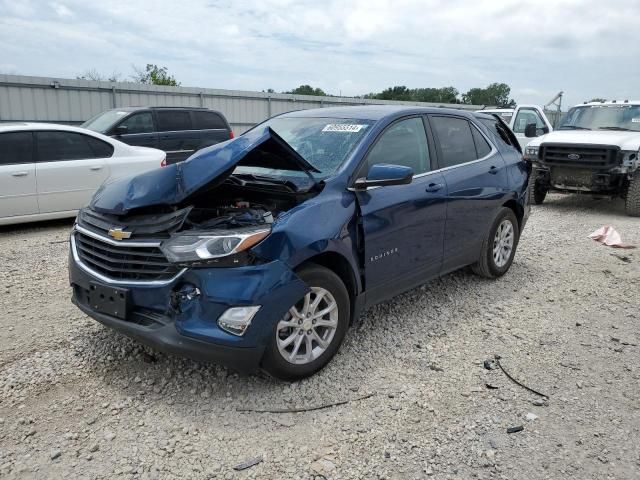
[82,107,233,164]
[70,106,529,380]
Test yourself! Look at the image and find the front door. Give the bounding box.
[0,131,38,219]
[512,107,549,150]
[112,111,158,149]
[429,115,509,272]
[356,117,447,304]
[35,131,111,213]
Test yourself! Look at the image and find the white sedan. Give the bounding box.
[0,123,166,226]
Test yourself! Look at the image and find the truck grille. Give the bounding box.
[74,231,180,282]
[540,144,620,168]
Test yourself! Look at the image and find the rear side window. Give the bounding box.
[471,126,492,158]
[430,116,477,168]
[36,131,114,162]
[364,117,430,175]
[192,111,227,130]
[0,132,33,165]
[119,112,154,134]
[156,111,192,132]
[478,117,516,149]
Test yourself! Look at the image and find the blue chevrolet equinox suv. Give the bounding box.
[69,106,530,380]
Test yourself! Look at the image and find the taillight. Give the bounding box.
[229,130,235,139]
[160,156,167,167]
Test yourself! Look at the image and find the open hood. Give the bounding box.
[90,127,319,215]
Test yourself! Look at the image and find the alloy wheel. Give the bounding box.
[493,219,514,268]
[276,287,339,365]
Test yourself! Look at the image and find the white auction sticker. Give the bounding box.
[632,118,640,123]
[322,124,367,132]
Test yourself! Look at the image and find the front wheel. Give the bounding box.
[261,264,350,381]
[625,175,640,217]
[528,172,548,205]
[472,207,520,279]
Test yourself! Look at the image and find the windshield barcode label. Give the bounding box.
[322,124,367,132]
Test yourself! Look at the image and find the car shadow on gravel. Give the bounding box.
[0,217,75,235]
[540,193,628,216]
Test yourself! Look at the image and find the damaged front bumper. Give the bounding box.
[69,233,308,373]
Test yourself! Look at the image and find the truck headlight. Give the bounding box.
[160,227,270,264]
[525,146,539,159]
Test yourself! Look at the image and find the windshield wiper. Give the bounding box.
[230,173,299,192]
[558,125,591,130]
[599,126,631,131]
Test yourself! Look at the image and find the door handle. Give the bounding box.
[90,166,103,171]
[425,182,443,192]
[11,171,28,177]
[488,166,499,175]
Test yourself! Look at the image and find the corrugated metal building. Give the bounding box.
[0,74,480,134]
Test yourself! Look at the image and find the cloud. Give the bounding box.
[0,0,639,107]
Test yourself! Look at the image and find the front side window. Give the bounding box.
[364,117,430,175]
[119,112,154,134]
[82,110,130,133]
[430,116,478,168]
[513,108,545,133]
[36,131,113,162]
[0,132,33,165]
[156,111,192,132]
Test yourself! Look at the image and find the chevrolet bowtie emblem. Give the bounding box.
[108,227,132,241]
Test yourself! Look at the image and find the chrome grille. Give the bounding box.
[74,231,180,282]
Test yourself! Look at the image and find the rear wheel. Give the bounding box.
[472,208,520,279]
[261,264,350,381]
[625,175,640,217]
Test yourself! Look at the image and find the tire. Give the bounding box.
[261,263,350,381]
[472,207,520,279]
[528,171,547,205]
[625,175,640,217]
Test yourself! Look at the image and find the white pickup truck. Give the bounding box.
[523,101,640,216]
[478,105,554,150]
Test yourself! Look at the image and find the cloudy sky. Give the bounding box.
[1,0,638,108]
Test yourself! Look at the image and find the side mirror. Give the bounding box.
[114,125,128,136]
[354,164,413,190]
[524,123,538,138]
[541,126,550,134]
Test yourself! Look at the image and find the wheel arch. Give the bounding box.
[294,251,360,323]
[502,198,524,230]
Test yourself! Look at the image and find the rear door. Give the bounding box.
[0,131,38,219]
[191,110,231,149]
[428,115,508,272]
[156,110,200,164]
[356,116,447,303]
[35,131,112,213]
[112,111,158,149]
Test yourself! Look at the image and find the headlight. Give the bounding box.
[160,227,270,264]
[525,146,539,158]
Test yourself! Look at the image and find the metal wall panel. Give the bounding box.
[0,74,481,132]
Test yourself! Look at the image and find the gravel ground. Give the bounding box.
[0,193,639,480]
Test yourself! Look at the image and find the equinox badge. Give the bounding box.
[108,227,132,241]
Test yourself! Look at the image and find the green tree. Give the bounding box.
[131,64,180,86]
[364,86,460,103]
[462,83,516,107]
[285,85,327,96]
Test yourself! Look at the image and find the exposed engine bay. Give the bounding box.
[79,180,316,238]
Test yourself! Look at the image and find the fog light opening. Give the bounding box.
[218,306,261,336]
